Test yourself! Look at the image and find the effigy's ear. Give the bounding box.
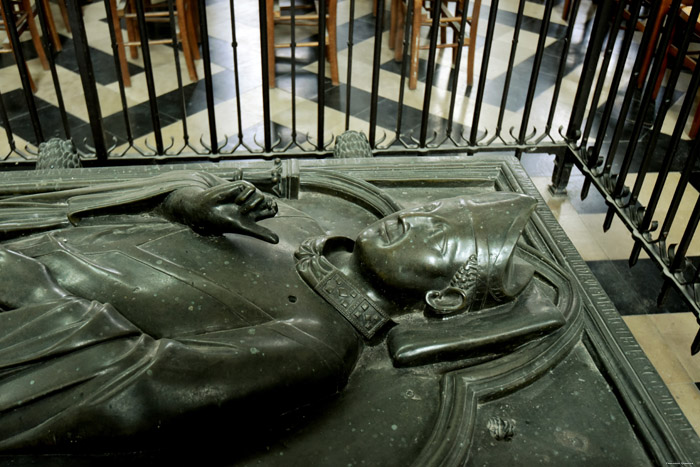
[425,287,472,316]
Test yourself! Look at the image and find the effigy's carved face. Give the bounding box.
[355,197,475,293]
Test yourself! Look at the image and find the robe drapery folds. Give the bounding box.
[0,171,236,240]
[0,171,360,451]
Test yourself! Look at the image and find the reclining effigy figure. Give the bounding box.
[0,171,565,451]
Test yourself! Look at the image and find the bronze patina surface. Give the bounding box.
[0,155,697,466]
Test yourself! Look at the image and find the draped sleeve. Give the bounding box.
[0,170,238,240]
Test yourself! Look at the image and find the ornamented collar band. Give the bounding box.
[295,236,391,340]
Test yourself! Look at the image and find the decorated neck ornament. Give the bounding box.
[295,236,391,340]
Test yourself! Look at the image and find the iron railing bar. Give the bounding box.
[564,0,615,141]
[395,0,415,142]
[579,0,626,148]
[568,145,700,352]
[291,0,298,143]
[1,0,43,144]
[65,0,107,159]
[258,0,272,152]
[544,0,581,135]
[601,0,663,178]
[493,0,526,141]
[469,0,499,144]
[658,134,700,242]
[0,87,18,155]
[344,0,356,131]
[35,0,70,139]
[419,0,442,146]
[609,0,683,202]
[0,139,571,170]
[198,0,219,153]
[103,0,136,149]
[369,0,386,147]
[445,0,471,140]
[167,0,190,151]
[628,2,700,211]
[134,0,164,154]
[515,0,554,157]
[669,197,700,275]
[581,0,642,200]
[631,55,700,264]
[629,42,700,264]
[317,0,326,150]
[228,0,246,149]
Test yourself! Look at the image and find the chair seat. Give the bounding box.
[108,0,200,87]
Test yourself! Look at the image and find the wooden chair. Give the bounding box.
[563,1,694,88]
[0,0,54,93]
[265,0,339,88]
[653,5,700,138]
[390,0,481,90]
[109,0,200,87]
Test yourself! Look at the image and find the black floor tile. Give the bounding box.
[154,82,213,119]
[275,72,335,102]
[482,38,573,112]
[587,258,691,316]
[336,13,386,53]
[53,35,143,86]
[0,89,53,120]
[323,83,371,117]
[101,100,179,142]
[492,8,570,39]
[5,103,85,148]
[0,40,42,69]
[520,152,555,177]
[379,54,457,88]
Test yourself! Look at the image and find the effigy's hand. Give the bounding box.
[165,181,279,244]
[0,247,69,309]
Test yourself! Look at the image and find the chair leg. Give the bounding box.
[266,0,275,87]
[177,0,198,82]
[126,2,140,59]
[409,0,422,89]
[690,103,700,139]
[109,0,131,87]
[440,0,447,45]
[186,0,200,61]
[638,0,670,88]
[327,0,339,85]
[26,63,37,93]
[394,0,405,61]
[58,0,71,33]
[652,53,668,100]
[41,0,62,52]
[23,0,49,70]
[468,0,481,87]
[390,0,398,50]
[562,0,570,21]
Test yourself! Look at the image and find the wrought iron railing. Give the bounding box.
[0,0,580,163]
[559,0,700,353]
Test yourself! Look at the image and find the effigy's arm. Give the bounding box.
[0,170,279,243]
[0,171,235,240]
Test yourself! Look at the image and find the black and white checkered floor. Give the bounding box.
[2,0,700,436]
